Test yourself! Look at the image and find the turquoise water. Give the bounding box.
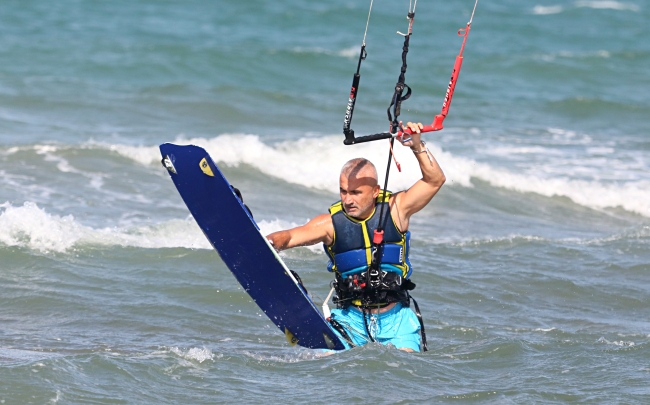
[1,0,649,403]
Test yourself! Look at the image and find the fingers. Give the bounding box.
[398,121,425,146]
[404,122,423,134]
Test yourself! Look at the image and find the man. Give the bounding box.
[267,122,446,352]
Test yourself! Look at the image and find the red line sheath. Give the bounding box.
[396,23,472,139]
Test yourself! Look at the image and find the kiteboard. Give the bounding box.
[159,143,345,351]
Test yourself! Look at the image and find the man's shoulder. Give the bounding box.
[388,190,405,205]
[312,212,333,221]
[304,213,334,246]
[327,200,343,215]
[305,213,334,229]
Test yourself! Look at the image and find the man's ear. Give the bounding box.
[372,185,380,198]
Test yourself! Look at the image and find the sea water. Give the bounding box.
[1,0,649,403]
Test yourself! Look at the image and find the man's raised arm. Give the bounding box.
[392,122,446,230]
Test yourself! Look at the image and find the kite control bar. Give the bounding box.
[345,14,473,145]
[343,0,478,145]
[344,131,393,145]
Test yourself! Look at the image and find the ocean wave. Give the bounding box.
[597,337,635,347]
[167,346,216,363]
[437,234,549,248]
[105,134,650,217]
[101,133,467,193]
[534,50,611,62]
[426,226,650,248]
[275,46,358,59]
[583,225,650,244]
[547,96,650,117]
[575,1,640,12]
[533,1,640,15]
[532,5,564,15]
[0,201,313,254]
[242,349,325,363]
[470,165,650,217]
[337,46,360,58]
[6,134,650,218]
[0,348,61,365]
[0,201,209,253]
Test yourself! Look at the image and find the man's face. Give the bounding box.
[339,172,380,219]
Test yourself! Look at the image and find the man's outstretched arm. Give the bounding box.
[392,122,446,231]
[266,213,333,251]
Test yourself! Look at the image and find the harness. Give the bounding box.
[325,191,415,308]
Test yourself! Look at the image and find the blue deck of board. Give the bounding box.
[160,143,345,350]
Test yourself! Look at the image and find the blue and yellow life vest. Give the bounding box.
[324,191,413,279]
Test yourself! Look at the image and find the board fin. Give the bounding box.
[284,327,299,346]
[199,157,214,177]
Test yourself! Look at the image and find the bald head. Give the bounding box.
[340,158,378,186]
[339,158,380,218]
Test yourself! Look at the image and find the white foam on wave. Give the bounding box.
[288,46,359,59]
[535,50,612,62]
[0,201,210,253]
[105,133,474,193]
[168,346,216,363]
[533,5,564,15]
[291,46,332,55]
[575,1,640,11]
[437,234,549,247]
[0,201,318,253]
[102,134,650,217]
[338,46,359,58]
[533,1,639,15]
[484,145,564,157]
[597,337,635,347]
[0,202,85,252]
[471,162,650,217]
[428,225,650,247]
[104,142,161,166]
[243,349,322,363]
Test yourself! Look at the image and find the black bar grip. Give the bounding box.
[343,132,393,145]
[343,73,361,134]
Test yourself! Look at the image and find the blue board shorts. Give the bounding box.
[330,302,422,352]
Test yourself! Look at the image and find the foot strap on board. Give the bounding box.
[290,270,308,296]
[231,186,254,219]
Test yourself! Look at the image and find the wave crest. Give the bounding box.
[106,134,650,217]
[533,1,640,15]
[575,1,640,11]
[0,201,315,253]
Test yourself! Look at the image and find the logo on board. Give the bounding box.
[199,157,214,177]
